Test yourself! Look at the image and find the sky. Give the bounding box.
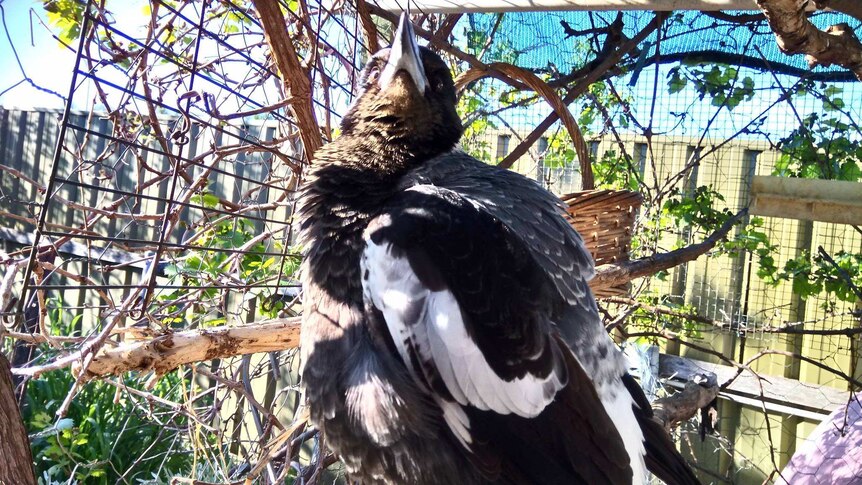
[0,1,77,110]
[0,0,155,111]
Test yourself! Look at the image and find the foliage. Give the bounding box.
[578,80,631,133]
[773,112,862,181]
[667,64,755,111]
[650,63,862,313]
[42,0,85,45]
[628,293,704,339]
[775,250,862,304]
[24,369,193,483]
[19,301,195,483]
[457,85,496,162]
[464,13,520,64]
[656,184,859,310]
[663,186,731,233]
[162,190,302,324]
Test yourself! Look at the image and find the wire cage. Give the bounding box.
[1,0,366,480]
[12,2,313,335]
[1,0,861,483]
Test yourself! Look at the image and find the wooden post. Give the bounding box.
[0,353,37,485]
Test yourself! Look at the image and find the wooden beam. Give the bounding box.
[372,0,759,12]
[751,176,862,225]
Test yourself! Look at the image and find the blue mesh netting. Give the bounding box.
[458,10,861,81]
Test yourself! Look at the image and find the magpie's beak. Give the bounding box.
[379,13,428,94]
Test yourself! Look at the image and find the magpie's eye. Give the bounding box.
[367,65,381,84]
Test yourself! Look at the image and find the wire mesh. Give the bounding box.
[0,1,860,483]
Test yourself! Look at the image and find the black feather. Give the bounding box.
[622,373,702,485]
[297,16,700,484]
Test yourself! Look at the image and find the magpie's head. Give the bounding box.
[341,14,462,158]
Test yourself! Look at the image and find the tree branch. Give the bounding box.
[650,49,858,82]
[456,63,594,189]
[590,209,748,292]
[0,354,37,484]
[756,0,862,80]
[356,0,380,52]
[70,317,301,381]
[14,208,749,381]
[498,12,667,170]
[819,0,862,23]
[652,381,720,432]
[252,0,323,160]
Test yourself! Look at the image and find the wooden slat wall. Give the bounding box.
[0,107,289,331]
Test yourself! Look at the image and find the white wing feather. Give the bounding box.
[361,238,564,423]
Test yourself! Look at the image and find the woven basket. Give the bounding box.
[560,190,643,297]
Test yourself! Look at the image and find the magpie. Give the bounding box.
[297,13,700,485]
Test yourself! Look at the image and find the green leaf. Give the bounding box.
[667,68,687,94]
[42,0,86,45]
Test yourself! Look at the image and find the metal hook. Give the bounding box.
[171,91,201,146]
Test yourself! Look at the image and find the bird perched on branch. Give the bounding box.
[298,13,699,485]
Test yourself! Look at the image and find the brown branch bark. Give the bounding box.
[456,63,594,189]
[819,0,862,23]
[12,199,747,382]
[756,0,862,80]
[252,0,323,160]
[432,14,463,45]
[73,317,301,381]
[590,208,747,292]
[652,381,719,432]
[0,353,37,485]
[356,0,380,53]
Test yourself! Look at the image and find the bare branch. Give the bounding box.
[456,62,594,188]
[819,0,862,22]
[252,0,323,160]
[590,209,748,292]
[497,12,667,170]
[70,317,301,381]
[653,381,720,432]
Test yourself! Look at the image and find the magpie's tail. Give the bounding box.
[622,373,701,485]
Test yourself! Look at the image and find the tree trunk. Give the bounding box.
[0,353,36,484]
